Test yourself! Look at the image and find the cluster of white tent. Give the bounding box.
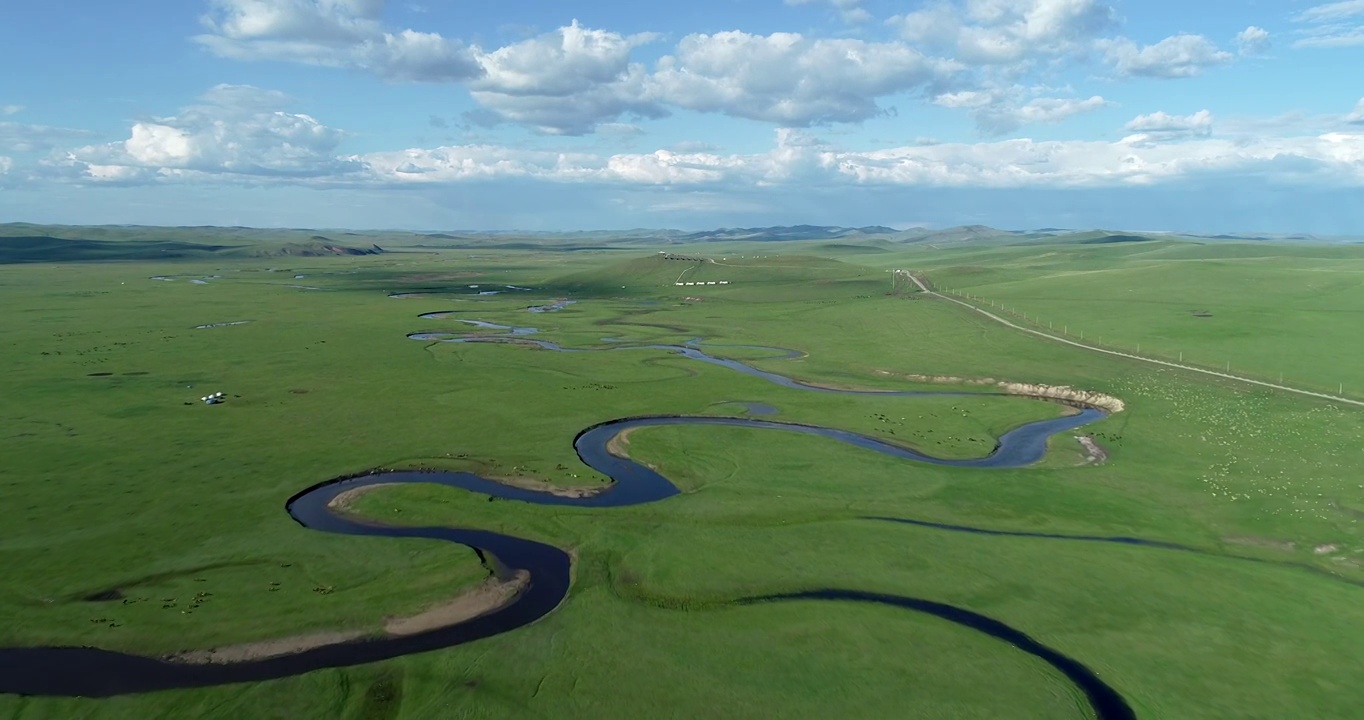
[201,392,226,405]
[675,281,729,286]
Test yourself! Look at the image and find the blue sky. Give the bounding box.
[1,0,1362,232]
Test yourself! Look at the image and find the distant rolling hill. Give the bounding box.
[0,233,385,263]
[0,236,233,263]
[1080,234,1156,244]
[240,238,386,257]
[2,222,1353,260]
[671,225,900,242]
[890,225,1015,244]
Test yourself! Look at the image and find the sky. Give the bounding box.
[1,0,1362,233]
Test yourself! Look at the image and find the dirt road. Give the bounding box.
[906,273,1364,409]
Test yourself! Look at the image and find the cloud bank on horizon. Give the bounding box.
[0,0,1362,232]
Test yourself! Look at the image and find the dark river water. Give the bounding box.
[0,314,1133,719]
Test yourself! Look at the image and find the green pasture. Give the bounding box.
[877,240,1364,397]
[2,238,1364,719]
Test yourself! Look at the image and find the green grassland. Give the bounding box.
[865,239,1364,398]
[2,236,1364,719]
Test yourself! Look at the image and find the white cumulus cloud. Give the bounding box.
[824,132,1364,188]
[879,2,1241,131]
[468,68,663,136]
[1236,26,1271,55]
[37,98,1364,192]
[360,144,598,182]
[59,85,360,182]
[80,164,155,184]
[352,126,1364,191]
[1100,34,1234,78]
[471,27,968,131]
[1122,110,1214,145]
[651,31,959,126]
[195,5,969,132]
[467,21,665,135]
[1,105,22,116]
[936,88,1110,135]
[1125,109,1214,135]
[991,95,1109,129]
[195,0,482,82]
[933,84,1110,134]
[472,22,657,96]
[187,1,1249,137]
[890,0,1118,65]
[604,149,749,184]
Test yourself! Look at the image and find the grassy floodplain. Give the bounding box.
[2,231,1364,719]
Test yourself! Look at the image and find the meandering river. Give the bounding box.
[0,313,1132,719]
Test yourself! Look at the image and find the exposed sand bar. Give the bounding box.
[384,571,529,636]
[165,569,529,664]
[166,630,369,665]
